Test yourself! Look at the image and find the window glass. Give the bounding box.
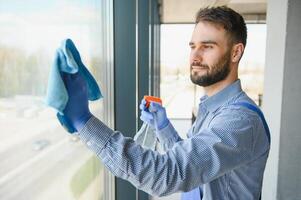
[0,0,112,199]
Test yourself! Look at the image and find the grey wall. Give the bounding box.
[262,0,301,199]
[278,0,301,198]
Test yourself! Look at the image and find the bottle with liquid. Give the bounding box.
[134,96,162,150]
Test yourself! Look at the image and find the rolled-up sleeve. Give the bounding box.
[78,111,255,197]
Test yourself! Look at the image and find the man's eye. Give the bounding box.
[204,45,213,49]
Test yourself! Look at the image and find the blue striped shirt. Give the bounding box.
[78,80,270,199]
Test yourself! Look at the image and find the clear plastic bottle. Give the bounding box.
[134,96,162,150]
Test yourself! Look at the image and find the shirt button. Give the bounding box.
[87,141,92,146]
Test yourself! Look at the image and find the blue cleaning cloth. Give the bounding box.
[45,38,102,133]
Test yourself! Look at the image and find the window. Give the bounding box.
[0,0,114,199]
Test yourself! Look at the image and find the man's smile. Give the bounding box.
[191,65,208,72]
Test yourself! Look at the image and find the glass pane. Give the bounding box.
[0,0,112,199]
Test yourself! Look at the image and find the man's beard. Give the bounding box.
[190,51,231,87]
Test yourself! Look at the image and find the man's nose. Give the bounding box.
[191,50,202,63]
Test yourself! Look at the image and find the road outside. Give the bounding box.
[0,96,104,200]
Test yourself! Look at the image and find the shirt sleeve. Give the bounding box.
[78,110,256,197]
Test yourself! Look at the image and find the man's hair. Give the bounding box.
[195,6,247,47]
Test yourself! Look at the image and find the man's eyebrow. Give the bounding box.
[201,40,218,45]
[189,40,218,46]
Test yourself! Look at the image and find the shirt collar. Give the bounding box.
[200,79,243,112]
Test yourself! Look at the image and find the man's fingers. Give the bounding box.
[70,72,82,81]
[140,115,154,124]
[61,72,72,83]
[139,99,147,110]
[140,115,149,123]
[141,110,153,120]
[148,102,161,113]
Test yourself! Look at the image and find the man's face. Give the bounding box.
[189,21,232,87]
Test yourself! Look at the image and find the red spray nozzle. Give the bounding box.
[144,96,162,108]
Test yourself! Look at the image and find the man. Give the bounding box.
[62,6,270,200]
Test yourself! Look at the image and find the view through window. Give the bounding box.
[0,1,112,199]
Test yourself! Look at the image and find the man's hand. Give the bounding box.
[139,99,169,130]
[62,72,92,131]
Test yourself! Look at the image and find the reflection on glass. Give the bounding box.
[0,1,108,199]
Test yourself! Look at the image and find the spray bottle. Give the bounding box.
[134,96,162,150]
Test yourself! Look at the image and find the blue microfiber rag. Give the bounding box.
[45,38,103,133]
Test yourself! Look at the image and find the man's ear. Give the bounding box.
[231,43,244,63]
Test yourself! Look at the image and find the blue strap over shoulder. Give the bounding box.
[232,102,271,144]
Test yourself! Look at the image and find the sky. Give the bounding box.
[0,1,267,69]
[0,0,102,57]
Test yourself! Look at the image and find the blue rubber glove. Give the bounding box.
[62,72,92,131]
[139,99,169,130]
